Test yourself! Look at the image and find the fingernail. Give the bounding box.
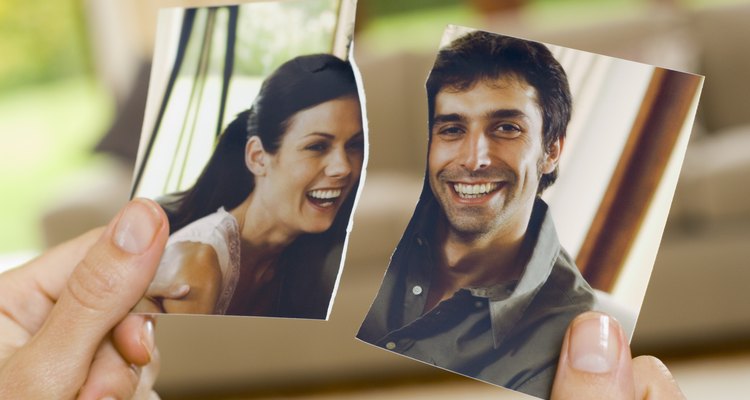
[114,199,162,254]
[140,318,155,363]
[569,313,620,373]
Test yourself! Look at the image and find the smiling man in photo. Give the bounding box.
[358,30,594,399]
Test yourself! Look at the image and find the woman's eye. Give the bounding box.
[305,142,329,152]
[346,139,365,152]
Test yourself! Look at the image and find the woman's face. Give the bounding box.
[255,95,364,235]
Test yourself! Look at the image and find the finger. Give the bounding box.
[133,348,161,400]
[135,281,190,314]
[0,227,104,335]
[112,315,156,367]
[4,199,168,398]
[77,338,141,400]
[633,356,686,400]
[551,311,635,400]
[27,227,106,294]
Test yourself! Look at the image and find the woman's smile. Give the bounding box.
[306,187,344,209]
[253,95,364,235]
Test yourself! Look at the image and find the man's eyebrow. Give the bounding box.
[433,113,466,125]
[486,109,529,121]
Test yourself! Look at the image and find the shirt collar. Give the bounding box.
[487,198,560,348]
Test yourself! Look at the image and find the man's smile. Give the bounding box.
[451,182,503,199]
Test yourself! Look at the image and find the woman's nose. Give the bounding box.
[325,147,352,178]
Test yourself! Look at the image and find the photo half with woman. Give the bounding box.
[130,0,364,319]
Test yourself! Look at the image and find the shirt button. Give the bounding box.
[475,301,484,308]
[412,285,423,295]
[385,342,397,350]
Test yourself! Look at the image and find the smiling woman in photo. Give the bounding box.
[134,54,364,318]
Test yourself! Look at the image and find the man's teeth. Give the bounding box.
[309,189,342,200]
[453,183,499,198]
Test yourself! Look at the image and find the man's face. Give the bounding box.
[428,76,561,241]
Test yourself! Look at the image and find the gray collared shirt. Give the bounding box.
[358,198,594,399]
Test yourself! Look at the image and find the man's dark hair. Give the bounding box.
[426,30,572,194]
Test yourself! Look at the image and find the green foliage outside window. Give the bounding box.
[0,0,90,91]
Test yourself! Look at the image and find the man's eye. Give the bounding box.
[436,125,464,138]
[493,123,522,137]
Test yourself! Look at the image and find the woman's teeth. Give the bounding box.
[309,189,341,200]
[453,182,499,199]
[308,189,342,207]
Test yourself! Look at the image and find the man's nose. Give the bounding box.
[325,147,352,178]
[460,132,491,171]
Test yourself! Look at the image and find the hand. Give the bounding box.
[138,241,220,315]
[134,246,192,313]
[0,199,168,399]
[551,311,686,400]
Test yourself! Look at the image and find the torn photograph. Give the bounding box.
[357,25,704,399]
[130,0,364,319]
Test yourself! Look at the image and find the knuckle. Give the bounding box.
[66,256,124,312]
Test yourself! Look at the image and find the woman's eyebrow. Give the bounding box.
[304,132,336,139]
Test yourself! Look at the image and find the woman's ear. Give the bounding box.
[541,136,565,174]
[245,136,268,176]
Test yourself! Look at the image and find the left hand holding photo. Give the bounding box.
[0,199,167,399]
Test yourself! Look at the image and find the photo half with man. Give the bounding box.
[128,0,365,320]
[357,25,704,399]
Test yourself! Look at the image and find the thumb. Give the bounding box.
[12,199,168,397]
[551,311,635,400]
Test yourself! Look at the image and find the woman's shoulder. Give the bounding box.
[170,207,239,242]
[188,207,237,228]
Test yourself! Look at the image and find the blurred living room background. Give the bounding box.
[1,0,749,398]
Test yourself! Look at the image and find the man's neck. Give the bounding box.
[424,218,528,312]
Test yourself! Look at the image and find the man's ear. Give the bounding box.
[245,136,268,176]
[541,136,565,174]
